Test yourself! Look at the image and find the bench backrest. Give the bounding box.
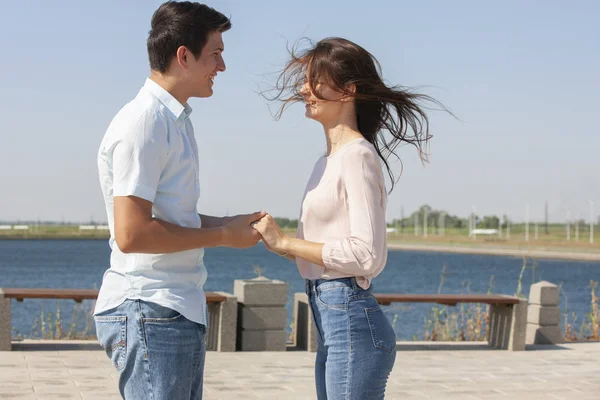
[1,288,226,303]
[374,293,520,306]
[1,288,518,307]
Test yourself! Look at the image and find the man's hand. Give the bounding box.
[221,211,266,248]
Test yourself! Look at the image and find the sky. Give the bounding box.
[1,0,599,224]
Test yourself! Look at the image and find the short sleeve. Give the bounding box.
[112,112,168,202]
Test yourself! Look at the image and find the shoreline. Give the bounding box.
[1,235,599,262]
[0,236,108,241]
[388,242,600,262]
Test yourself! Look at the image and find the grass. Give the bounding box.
[421,264,491,342]
[12,300,97,341]
[412,257,599,342]
[0,224,109,239]
[386,230,600,254]
[564,280,599,342]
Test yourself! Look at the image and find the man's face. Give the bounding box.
[186,31,226,98]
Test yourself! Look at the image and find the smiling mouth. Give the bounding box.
[305,101,316,107]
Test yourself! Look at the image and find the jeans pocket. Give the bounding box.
[316,286,349,309]
[140,303,183,323]
[365,307,396,353]
[94,315,127,371]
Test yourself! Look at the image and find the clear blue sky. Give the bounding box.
[1,0,598,224]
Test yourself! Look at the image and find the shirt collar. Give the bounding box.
[143,78,193,120]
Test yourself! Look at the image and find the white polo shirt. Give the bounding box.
[95,78,208,326]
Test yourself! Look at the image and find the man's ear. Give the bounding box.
[175,46,189,70]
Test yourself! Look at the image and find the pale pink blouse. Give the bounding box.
[296,138,388,289]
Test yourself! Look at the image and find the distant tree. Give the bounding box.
[448,216,465,229]
[501,215,510,229]
[391,205,468,230]
[480,215,500,229]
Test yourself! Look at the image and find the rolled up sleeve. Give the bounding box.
[321,150,387,275]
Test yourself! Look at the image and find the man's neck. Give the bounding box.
[149,71,189,106]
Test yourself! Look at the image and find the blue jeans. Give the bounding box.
[307,278,397,399]
[94,299,206,400]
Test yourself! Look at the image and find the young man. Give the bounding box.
[94,2,263,399]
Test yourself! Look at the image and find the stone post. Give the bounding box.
[526,281,562,344]
[293,292,318,352]
[234,277,288,351]
[0,289,11,351]
[207,291,237,352]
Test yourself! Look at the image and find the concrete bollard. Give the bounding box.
[234,277,288,351]
[526,281,563,345]
[0,289,11,351]
[293,292,318,352]
[206,291,237,352]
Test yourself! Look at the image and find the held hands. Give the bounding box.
[222,211,266,248]
[220,211,290,257]
[251,214,289,257]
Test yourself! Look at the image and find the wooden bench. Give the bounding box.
[293,293,528,351]
[0,288,237,352]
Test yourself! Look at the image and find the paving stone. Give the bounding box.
[0,340,598,399]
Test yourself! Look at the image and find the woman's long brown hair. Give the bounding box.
[265,37,451,193]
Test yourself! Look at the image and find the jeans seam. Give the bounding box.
[318,286,348,292]
[348,294,372,301]
[308,289,325,346]
[137,300,155,400]
[346,302,353,400]
[94,315,126,322]
[193,327,202,396]
[365,307,393,354]
[315,296,348,310]
[142,314,183,323]
[193,323,206,395]
[315,287,349,310]
[119,319,127,370]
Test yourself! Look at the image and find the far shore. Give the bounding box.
[388,242,600,262]
[2,232,600,262]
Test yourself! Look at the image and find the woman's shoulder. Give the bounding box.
[340,138,379,165]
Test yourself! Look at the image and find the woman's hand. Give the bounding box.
[251,214,289,255]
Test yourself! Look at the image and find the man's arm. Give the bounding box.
[115,196,265,254]
[108,111,265,254]
[198,214,234,228]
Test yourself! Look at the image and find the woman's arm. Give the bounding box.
[254,149,387,274]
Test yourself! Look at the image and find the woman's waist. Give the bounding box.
[306,275,372,291]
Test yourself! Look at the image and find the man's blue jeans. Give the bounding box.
[94,299,206,399]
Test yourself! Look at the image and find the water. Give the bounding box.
[1,240,598,340]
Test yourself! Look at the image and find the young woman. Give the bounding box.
[253,37,443,399]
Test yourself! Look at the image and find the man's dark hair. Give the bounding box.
[148,1,231,72]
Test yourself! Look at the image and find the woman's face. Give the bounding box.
[300,72,347,124]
